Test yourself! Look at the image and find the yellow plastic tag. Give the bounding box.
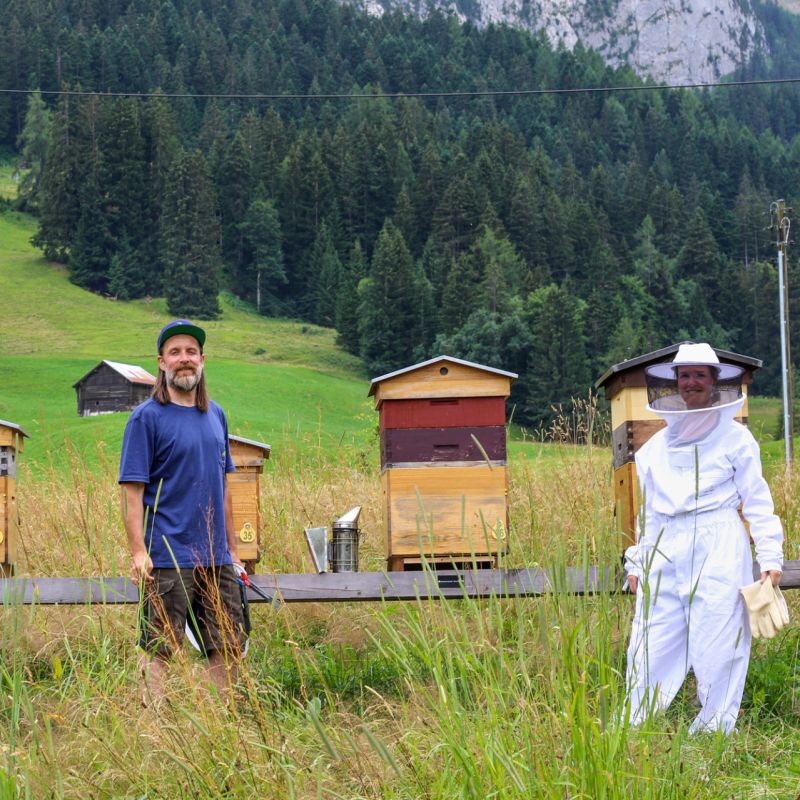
[491,521,507,541]
[239,522,256,543]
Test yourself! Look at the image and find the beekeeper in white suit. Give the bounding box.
[624,342,784,734]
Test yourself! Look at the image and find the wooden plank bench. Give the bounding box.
[0,560,797,605]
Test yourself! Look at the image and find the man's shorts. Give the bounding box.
[138,565,247,658]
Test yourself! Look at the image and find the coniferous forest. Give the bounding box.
[3,0,800,425]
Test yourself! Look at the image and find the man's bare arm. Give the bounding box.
[120,482,152,582]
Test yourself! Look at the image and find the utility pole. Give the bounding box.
[770,200,793,470]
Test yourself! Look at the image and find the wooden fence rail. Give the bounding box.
[0,560,798,606]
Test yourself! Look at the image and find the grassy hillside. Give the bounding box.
[0,207,382,469]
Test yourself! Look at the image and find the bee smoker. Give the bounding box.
[304,506,362,573]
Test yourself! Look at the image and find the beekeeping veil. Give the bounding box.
[645,342,745,445]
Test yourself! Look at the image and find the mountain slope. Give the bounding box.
[359,0,764,83]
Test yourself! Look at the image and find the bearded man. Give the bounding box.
[119,319,246,706]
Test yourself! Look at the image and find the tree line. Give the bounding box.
[5,0,800,424]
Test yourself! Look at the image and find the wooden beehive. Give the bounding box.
[228,434,271,572]
[0,420,30,575]
[595,343,761,548]
[369,356,517,571]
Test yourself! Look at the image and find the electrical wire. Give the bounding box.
[2,76,800,101]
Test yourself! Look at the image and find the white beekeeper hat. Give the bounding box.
[646,342,744,381]
[644,342,745,422]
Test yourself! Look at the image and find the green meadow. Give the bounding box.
[0,205,568,472]
[0,207,374,470]
[1,190,799,798]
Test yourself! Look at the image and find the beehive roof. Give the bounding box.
[368,355,517,397]
[0,419,29,438]
[228,434,271,455]
[595,342,761,390]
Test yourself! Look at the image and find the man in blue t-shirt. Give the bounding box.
[119,319,246,706]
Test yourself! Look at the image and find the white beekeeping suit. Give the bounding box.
[624,342,783,734]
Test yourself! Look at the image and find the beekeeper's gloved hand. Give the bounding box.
[740,579,790,639]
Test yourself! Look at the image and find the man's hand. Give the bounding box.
[130,551,154,583]
[761,569,782,587]
[627,575,638,594]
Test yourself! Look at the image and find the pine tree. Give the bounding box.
[15,89,50,212]
[219,130,255,272]
[584,242,621,373]
[409,258,436,359]
[141,92,181,295]
[239,198,286,315]
[430,171,483,261]
[524,283,591,427]
[677,208,730,318]
[108,236,145,300]
[357,221,417,375]
[472,227,523,313]
[97,97,149,295]
[278,133,333,306]
[412,143,446,251]
[439,251,479,334]
[32,90,87,262]
[308,222,342,326]
[393,183,417,255]
[161,150,222,319]
[336,240,367,355]
[69,163,112,292]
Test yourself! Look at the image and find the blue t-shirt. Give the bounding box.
[119,398,235,568]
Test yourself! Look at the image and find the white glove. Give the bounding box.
[740,579,790,639]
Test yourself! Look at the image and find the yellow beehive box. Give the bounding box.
[596,343,760,548]
[228,434,271,571]
[0,420,30,575]
[370,356,516,571]
[381,464,508,568]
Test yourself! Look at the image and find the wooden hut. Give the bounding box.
[369,356,516,571]
[228,434,271,572]
[0,419,29,575]
[73,361,155,416]
[595,343,761,548]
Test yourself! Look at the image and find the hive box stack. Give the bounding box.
[0,420,29,576]
[369,356,517,571]
[228,434,271,572]
[595,343,760,548]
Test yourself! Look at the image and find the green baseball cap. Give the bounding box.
[157,319,206,352]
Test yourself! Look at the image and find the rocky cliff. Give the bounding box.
[358,0,765,84]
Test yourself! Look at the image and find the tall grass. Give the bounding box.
[1,436,799,798]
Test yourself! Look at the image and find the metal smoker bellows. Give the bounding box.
[304,506,362,574]
[330,506,361,572]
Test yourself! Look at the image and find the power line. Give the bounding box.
[2,76,800,101]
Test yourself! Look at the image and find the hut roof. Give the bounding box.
[228,434,271,455]
[73,360,156,388]
[595,342,762,390]
[0,419,29,439]
[368,355,518,397]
